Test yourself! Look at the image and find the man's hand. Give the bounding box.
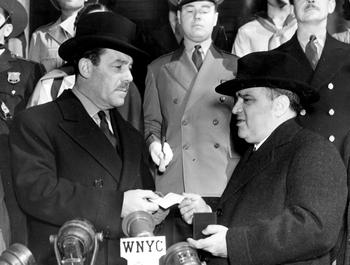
[178,193,211,224]
[121,189,160,218]
[149,141,173,172]
[187,225,228,258]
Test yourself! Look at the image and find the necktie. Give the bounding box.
[305,35,318,70]
[98,111,117,150]
[192,45,203,70]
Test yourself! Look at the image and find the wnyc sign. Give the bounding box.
[120,236,166,265]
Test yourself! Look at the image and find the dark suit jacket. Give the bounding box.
[9,90,154,265]
[207,119,347,265]
[276,33,350,153]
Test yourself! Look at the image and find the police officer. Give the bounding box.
[0,0,45,246]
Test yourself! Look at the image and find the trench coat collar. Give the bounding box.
[219,119,302,205]
[163,44,197,91]
[184,45,224,111]
[47,17,74,45]
[56,90,135,185]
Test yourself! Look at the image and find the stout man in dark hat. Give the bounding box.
[10,11,160,265]
[178,51,348,265]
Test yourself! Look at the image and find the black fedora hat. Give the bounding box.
[168,0,224,8]
[0,0,28,38]
[215,51,319,107]
[59,11,148,63]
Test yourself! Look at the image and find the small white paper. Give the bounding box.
[151,192,185,209]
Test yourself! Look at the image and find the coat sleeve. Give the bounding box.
[226,139,348,265]
[9,111,125,238]
[143,64,162,147]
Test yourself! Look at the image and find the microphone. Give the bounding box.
[122,211,156,237]
[161,242,201,265]
[0,243,36,265]
[50,219,103,265]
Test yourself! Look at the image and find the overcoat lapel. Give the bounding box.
[163,46,197,91]
[219,145,273,205]
[185,45,222,111]
[47,24,68,45]
[310,34,350,89]
[219,120,302,206]
[278,34,314,80]
[57,91,122,183]
[110,109,141,190]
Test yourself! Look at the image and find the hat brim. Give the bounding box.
[0,1,28,37]
[59,35,149,63]
[168,0,223,7]
[215,77,320,106]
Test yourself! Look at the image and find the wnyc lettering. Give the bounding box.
[120,236,166,265]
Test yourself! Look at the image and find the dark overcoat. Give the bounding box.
[276,33,350,153]
[9,90,154,265]
[207,120,348,265]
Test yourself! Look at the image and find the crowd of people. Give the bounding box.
[0,0,350,264]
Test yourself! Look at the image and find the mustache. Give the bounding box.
[305,3,320,11]
[118,82,130,89]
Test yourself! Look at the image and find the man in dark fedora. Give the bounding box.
[10,11,160,265]
[0,0,45,248]
[178,51,348,265]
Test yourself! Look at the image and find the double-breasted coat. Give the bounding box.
[207,119,348,265]
[9,90,154,265]
[276,33,350,153]
[144,44,240,197]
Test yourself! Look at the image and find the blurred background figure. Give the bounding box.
[333,0,350,42]
[0,0,45,249]
[28,0,88,72]
[232,0,296,57]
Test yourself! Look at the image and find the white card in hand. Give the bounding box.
[152,192,185,209]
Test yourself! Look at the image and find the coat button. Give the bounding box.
[212,119,219,126]
[182,120,188,126]
[183,144,189,150]
[103,229,111,239]
[328,109,335,116]
[214,143,220,148]
[329,135,335,142]
[328,83,334,90]
[219,96,226,103]
[300,109,306,116]
[93,178,104,188]
[216,209,223,216]
[173,98,178,104]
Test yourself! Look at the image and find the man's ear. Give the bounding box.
[78,58,92,79]
[177,10,181,25]
[273,95,290,117]
[3,24,13,38]
[328,0,336,14]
